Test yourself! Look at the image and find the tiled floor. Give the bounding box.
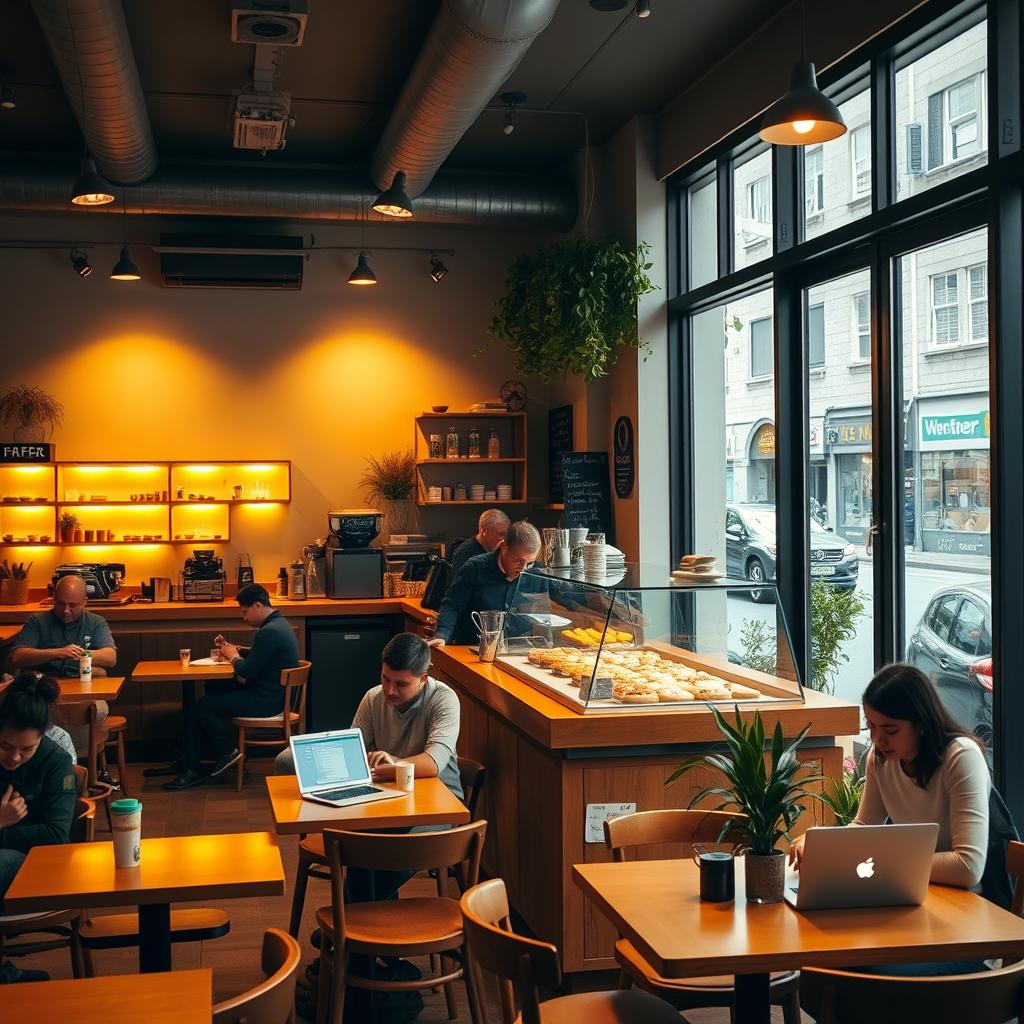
[13,760,804,1022]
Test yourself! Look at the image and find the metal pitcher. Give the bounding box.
[471,610,507,636]
[478,629,505,663]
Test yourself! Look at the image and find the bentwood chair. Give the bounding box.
[460,878,682,1024]
[799,960,1024,1023]
[59,701,115,830]
[603,808,801,1024]
[315,821,488,1024]
[232,660,311,791]
[98,713,130,795]
[213,928,301,1024]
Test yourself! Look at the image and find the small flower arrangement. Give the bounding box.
[59,511,80,529]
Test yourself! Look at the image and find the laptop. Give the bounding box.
[289,729,405,809]
[785,823,939,911]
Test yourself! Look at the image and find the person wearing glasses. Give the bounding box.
[429,520,541,647]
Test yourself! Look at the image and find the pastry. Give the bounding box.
[612,682,659,704]
[657,685,696,702]
[694,683,731,700]
[727,683,760,700]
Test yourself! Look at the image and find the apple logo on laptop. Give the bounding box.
[856,856,875,879]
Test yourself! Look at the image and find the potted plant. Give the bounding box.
[0,559,32,605]
[60,511,79,544]
[667,706,822,904]
[818,757,866,827]
[488,238,657,382]
[0,386,65,442]
[359,449,417,542]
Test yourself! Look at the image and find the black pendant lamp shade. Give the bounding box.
[110,245,141,281]
[347,252,378,286]
[759,59,847,145]
[70,155,115,206]
[372,171,413,218]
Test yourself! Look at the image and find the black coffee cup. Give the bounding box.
[694,849,735,902]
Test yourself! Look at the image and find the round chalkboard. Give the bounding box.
[614,416,635,499]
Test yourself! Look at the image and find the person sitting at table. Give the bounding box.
[0,674,76,764]
[448,508,510,583]
[164,583,299,792]
[0,673,76,984]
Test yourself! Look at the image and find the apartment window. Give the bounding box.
[748,176,771,227]
[750,316,773,378]
[808,303,825,367]
[931,271,960,345]
[805,148,824,217]
[850,126,870,197]
[928,74,984,169]
[853,292,870,361]
[968,263,988,342]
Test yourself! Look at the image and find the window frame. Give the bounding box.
[967,261,988,342]
[808,301,825,368]
[850,125,872,198]
[749,315,774,379]
[805,147,825,218]
[929,270,961,346]
[852,291,871,362]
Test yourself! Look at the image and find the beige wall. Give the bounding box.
[0,214,556,588]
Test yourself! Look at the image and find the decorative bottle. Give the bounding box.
[487,430,500,458]
[468,427,481,459]
[446,425,461,459]
[79,635,92,683]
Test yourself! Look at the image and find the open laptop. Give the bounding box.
[785,823,939,911]
[289,729,405,809]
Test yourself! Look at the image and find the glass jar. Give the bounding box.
[429,433,443,459]
[468,427,481,459]
[454,482,467,501]
[446,426,461,459]
[487,430,500,458]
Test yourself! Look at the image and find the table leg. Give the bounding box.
[181,679,197,768]
[734,972,770,1024]
[138,903,172,973]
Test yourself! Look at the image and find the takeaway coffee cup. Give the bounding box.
[395,761,415,793]
[694,848,734,902]
[111,798,142,869]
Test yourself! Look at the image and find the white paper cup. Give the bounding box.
[395,761,415,792]
[111,798,142,868]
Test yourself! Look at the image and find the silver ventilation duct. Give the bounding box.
[0,162,576,230]
[30,0,157,184]
[370,0,560,199]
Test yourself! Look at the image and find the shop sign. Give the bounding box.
[827,419,872,448]
[753,424,775,457]
[920,412,990,446]
[0,443,53,463]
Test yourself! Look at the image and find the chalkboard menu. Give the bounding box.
[613,416,635,498]
[547,405,573,502]
[561,451,614,544]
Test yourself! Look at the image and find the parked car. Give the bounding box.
[906,581,993,755]
[724,503,859,603]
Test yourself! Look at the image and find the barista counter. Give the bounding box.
[430,644,860,976]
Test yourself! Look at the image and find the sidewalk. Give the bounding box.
[856,548,990,575]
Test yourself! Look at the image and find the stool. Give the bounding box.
[99,714,129,796]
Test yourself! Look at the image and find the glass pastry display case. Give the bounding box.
[495,564,805,713]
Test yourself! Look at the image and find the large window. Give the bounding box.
[734,148,773,270]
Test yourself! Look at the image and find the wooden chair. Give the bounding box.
[460,877,682,1024]
[1007,839,1024,918]
[603,808,801,1024]
[0,796,96,979]
[799,960,1024,1023]
[315,821,487,1024]
[231,660,311,791]
[59,701,114,830]
[289,756,487,937]
[212,928,301,1024]
[98,713,130,796]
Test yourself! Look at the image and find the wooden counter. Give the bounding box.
[431,645,860,976]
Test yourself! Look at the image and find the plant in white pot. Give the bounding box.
[667,706,822,903]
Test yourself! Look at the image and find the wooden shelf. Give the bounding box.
[537,503,566,511]
[417,499,529,507]
[59,501,168,507]
[169,499,283,505]
[0,501,55,506]
[417,411,520,418]
[417,458,524,465]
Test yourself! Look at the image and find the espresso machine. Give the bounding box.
[325,509,384,599]
[182,549,226,602]
[50,563,127,604]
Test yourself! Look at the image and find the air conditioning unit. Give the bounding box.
[233,89,292,152]
[231,1,307,46]
[159,234,304,290]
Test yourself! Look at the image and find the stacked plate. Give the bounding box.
[671,554,723,583]
[470,484,486,501]
[604,544,626,573]
[484,489,497,500]
[583,541,607,578]
[496,483,513,501]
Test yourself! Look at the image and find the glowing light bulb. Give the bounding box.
[793,120,816,135]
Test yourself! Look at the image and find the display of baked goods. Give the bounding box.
[523,645,762,706]
[559,626,633,647]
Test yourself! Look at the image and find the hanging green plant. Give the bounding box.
[487,238,657,383]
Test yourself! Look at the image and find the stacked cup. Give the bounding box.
[583,540,608,579]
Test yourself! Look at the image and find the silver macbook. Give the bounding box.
[785,823,939,911]
[289,729,404,808]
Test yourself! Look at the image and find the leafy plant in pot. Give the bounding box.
[667,706,822,903]
[0,385,64,442]
[59,511,80,544]
[0,558,32,605]
[359,449,417,542]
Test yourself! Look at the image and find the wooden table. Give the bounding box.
[5,831,284,974]
[266,774,470,835]
[56,675,125,702]
[130,659,235,767]
[0,623,19,642]
[573,858,1024,1024]
[5,967,212,1023]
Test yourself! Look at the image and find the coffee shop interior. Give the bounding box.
[3,0,1024,1022]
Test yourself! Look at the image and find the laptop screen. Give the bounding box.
[292,732,370,792]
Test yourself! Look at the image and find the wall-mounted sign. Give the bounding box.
[0,443,53,464]
[613,416,634,498]
[752,423,775,458]
[561,451,614,544]
[826,418,872,449]
[920,411,990,447]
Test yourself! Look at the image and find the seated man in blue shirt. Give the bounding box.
[165,583,299,791]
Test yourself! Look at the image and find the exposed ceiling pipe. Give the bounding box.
[370,0,560,199]
[0,161,577,230]
[30,0,157,184]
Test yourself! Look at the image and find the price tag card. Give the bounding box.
[585,802,636,844]
[579,675,613,703]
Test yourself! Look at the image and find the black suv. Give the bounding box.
[725,503,859,602]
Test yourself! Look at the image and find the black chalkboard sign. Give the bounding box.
[613,416,635,498]
[0,443,53,464]
[547,405,573,502]
[561,451,614,544]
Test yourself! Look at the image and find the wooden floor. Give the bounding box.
[16,760,799,1022]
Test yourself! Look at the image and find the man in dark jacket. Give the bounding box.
[447,509,510,584]
[165,583,299,791]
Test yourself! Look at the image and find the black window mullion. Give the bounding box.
[667,183,684,300]
[870,51,894,212]
[717,157,732,276]
[991,0,1020,163]
[669,313,693,565]
[773,145,797,253]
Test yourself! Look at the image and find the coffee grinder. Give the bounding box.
[302,538,327,598]
[325,509,384,599]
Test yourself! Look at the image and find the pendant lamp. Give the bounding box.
[70,155,115,206]
[348,195,379,285]
[372,171,413,218]
[110,245,141,281]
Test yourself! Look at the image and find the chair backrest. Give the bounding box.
[280,660,311,737]
[72,796,96,843]
[212,928,301,1024]
[461,878,561,1024]
[73,763,87,796]
[1008,840,1024,918]
[800,960,1024,1024]
[458,756,487,821]
[604,808,748,862]
[56,702,107,783]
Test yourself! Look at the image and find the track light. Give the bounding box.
[372,171,413,218]
[347,252,377,286]
[500,91,526,136]
[69,155,115,206]
[636,0,651,16]
[69,251,92,278]
[429,256,448,283]
[110,245,141,281]
[0,84,15,110]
